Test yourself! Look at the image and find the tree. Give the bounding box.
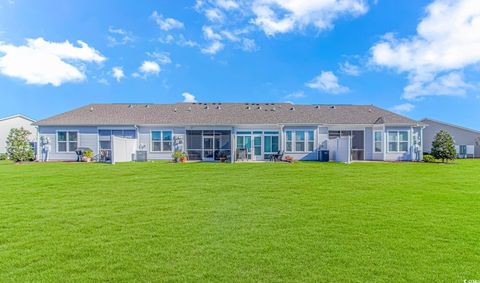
[431,130,456,163]
[6,127,34,162]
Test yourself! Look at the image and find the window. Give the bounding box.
[307,131,315,151]
[286,131,292,152]
[151,131,173,152]
[295,131,305,151]
[374,131,382,153]
[264,135,279,153]
[57,131,77,152]
[388,131,409,152]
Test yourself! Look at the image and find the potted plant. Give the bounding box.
[179,153,188,163]
[284,155,294,163]
[82,149,93,162]
[172,151,183,163]
[219,152,227,163]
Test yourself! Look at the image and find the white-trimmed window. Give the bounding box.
[57,131,78,152]
[151,131,173,152]
[374,131,382,153]
[286,130,315,152]
[388,131,409,152]
[286,131,293,152]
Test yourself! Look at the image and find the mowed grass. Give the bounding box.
[0,160,479,282]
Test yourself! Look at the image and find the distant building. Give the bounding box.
[422,118,480,158]
[0,114,37,154]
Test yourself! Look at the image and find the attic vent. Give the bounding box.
[330,105,336,109]
[128,104,133,108]
[290,107,295,111]
[174,108,177,112]
[204,105,209,109]
[368,108,373,113]
[315,105,320,109]
[246,106,251,110]
[145,105,150,108]
[90,107,94,112]
[257,106,262,110]
[216,105,221,109]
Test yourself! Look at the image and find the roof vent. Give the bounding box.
[246,106,251,110]
[188,106,192,111]
[315,105,320,109]
[330,105,336,109]
[174,108,177,112]
[89,107,94,112]
[128,104,133,108]
[216,105,221,109]
[204,105,209,109]
[257,106,262,110]
[368,108,373,113]
[271,107,276,111]
[290,107,295,111]
[145,105,150,108]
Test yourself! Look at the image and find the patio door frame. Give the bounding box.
[202,135,215,161]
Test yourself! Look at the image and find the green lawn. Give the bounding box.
[1,160,479,282]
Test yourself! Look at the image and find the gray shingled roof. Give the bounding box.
[35,103,420,126]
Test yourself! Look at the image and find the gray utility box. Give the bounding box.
[135,150,148,162]
[318,150,329,162]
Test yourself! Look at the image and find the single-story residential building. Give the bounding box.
[34,103,424,162]
[0,114,37,154]
[422,118,480,158]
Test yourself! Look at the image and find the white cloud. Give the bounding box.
[370,0,480,99]
[151,11,184,31]
[241,38,258,51]
[139,61,160,75]
[339,61,361,76]
[201,41,224,54]
[112,66,125,82]
[216,0,239,10]
[203,26,222,41]
[107,27,134,46]
[147,51,172,65]
[0,37,105,86]
[306,71,349,94]
[252,0,368,36]
[390,103,415,113]
[205,8,224,22]
[285,91,306,99]
[158,34,175,44]
[182,92,197,102]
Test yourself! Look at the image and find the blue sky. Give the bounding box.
[0,0,479,129]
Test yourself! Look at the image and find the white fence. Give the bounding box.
[328,137,351,164]
[112,136,137,164]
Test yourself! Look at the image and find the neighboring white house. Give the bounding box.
[0,114,37,154]
[422,118,480,158]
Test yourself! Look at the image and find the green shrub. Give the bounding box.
[423,155,436,163]
[6,127,34,162]
[431,130,456,163]
[172,151,185,162]
[0,153,7,160]
[83,149,93,158]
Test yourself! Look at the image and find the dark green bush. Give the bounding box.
[0,153,7,160]
[423,155,436,163]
